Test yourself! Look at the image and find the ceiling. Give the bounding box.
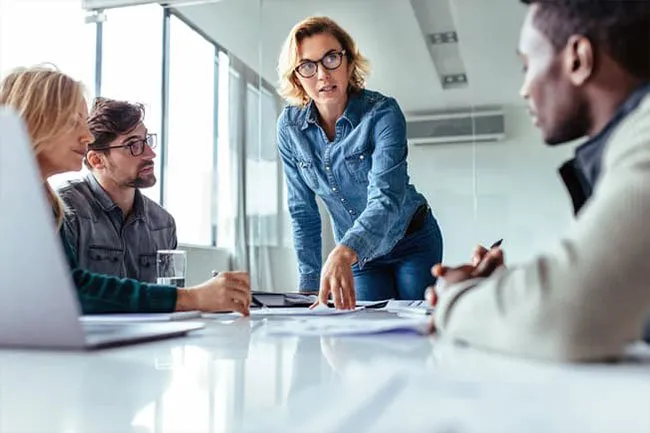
[176,0,528,113]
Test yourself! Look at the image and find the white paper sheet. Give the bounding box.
[383,300,434,315]
[251,306,365,317]
[263,317,430,336]
[201,312,243,320]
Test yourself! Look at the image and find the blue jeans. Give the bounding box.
[353,210,443,301]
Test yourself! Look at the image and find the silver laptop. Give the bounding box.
[0,107,205,349]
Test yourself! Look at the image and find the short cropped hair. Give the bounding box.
[521,0,650,79]
[85,97,145,168]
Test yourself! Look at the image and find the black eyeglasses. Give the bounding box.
[91,133,157,157]
[295,50,347,78]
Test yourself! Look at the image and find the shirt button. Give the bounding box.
[332,187,337,192]
[341,198,345,202]
[349,209,354,214]
[359,155,365,160]
[326,166,331,171]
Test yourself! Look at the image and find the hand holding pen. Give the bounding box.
[427,239,505,307]
[471,238,504,267]
[433,239,504,284]
[211,271,267,309]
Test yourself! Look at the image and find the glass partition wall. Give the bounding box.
[0,0,574,294]
[0,0,580,430]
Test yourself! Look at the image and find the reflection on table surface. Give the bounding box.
[1,311,649,433]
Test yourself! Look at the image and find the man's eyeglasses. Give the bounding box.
[91,133,157,157]
[295,50,347,78]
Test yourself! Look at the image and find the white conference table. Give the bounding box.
[1,310,649,433]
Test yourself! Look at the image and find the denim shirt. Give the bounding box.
[277,89,427,290]
[58,173,177,283]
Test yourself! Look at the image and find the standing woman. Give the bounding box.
[277,16,443,309]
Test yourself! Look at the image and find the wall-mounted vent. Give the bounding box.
[406,108,506,145]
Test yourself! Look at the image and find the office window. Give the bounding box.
[216,61,239,250]
[101,4,163,203]
[0,0,96,188]
[0,0,95,90]
[166,14,216,246]
[245,85,279,246]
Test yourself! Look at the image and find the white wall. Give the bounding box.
[409,106,576,266]
[175,1,578,286]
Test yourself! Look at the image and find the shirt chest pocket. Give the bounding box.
[138,253,157,269]
[296,158,319,190]
[344,149,372,184]
[87,246,124,276]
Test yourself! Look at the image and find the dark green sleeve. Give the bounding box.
[71,268,178,314]
[59,228,178,314]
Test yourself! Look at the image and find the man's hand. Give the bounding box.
[426,247,504,306]
[471,244,507,268]
[312,245,357,310]
[178,271,251,315]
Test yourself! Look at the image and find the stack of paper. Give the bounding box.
[262,317,430,336]
[383,300,434,316]
[251,292,318,307]
[252,306,364,317]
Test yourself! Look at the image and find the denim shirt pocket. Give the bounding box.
[344,148,372,184]
[87,246,123,275]
[296,158,319,190]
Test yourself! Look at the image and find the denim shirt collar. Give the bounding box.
[300,90,364,131]
[301,100,318,130]
[560,81,650,214]
[86,172,146,220]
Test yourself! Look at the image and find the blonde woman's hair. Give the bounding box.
[0,65,85,228]
[277,16,371,107]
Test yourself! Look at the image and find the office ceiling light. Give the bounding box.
[442,73,467,89]
[410,0,469,89]
[427,31,458,45]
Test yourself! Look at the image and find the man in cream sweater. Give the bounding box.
[432,0,650,362]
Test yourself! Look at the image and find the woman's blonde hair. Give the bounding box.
[277,16,371,107]
[0,65,85,228]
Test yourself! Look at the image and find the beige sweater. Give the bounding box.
[434,95,650,362]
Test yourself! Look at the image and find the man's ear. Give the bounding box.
[564,35,595,86]
[85,150,106,170]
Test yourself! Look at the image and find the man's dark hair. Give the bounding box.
[521,0,650,79]
[85,97,145,168]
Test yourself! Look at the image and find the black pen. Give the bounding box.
[490,239,503,249]
[211,270,266,308]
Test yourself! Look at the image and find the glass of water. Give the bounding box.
[156,250,187,287]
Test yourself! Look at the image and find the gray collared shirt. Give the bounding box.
[58,173,177,283]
